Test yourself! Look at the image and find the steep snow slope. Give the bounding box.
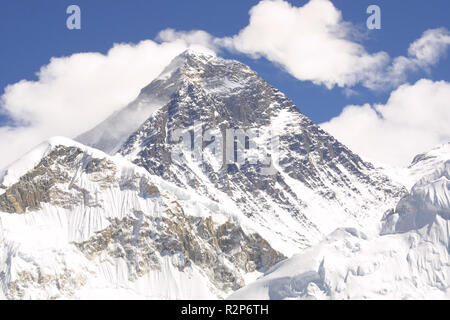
[378,142,450,191]
[0,137,285,299]
[79,50,405,252]
[229,147,450,300]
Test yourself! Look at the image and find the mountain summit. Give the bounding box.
[79,51,405,252]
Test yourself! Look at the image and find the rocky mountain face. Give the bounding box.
[0,138,284,299]
[79,50,405,253]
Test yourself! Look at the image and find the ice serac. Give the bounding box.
[79,49,405,253]
[0,137,285,299]
[229,146,450,300]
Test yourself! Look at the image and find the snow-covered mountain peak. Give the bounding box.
[78,52,405,251]
[405,142,450,189]
[380,142,450,191]
[77,51,257,154]
[181,47,217,58]
[153,49,218,81]
[148,48,256,96]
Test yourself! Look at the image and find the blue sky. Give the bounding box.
[0,0,449,167]
[1,0,449,124]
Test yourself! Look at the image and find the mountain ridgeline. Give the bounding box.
[79,50,405,250]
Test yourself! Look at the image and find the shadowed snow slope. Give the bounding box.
[229,146,449,300]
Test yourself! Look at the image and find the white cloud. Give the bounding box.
[0,39,199,169]
[220,0,388,89]
[321,79,450,166]
[408,27,450,67]
[219,0,450,91]
[156,29,219,53]
[368,28,450,89]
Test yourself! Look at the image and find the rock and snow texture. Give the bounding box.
[229,146,450,300]
[0,51,445,300]
[79,50,405,253]
[0,138,285,299]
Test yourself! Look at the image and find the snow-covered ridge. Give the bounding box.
[229,146,450,300]
[409,142,450,184]
[0,136,148,195]
[0,137,286,299]
[376,142,450,191]
[0,137,96,193]
[0,136,276,237]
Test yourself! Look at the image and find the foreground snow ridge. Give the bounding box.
[0,138,285,299]
[230,157,449,300]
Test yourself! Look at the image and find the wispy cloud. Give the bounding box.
[0,39,193,169]
[367,28,450,90]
